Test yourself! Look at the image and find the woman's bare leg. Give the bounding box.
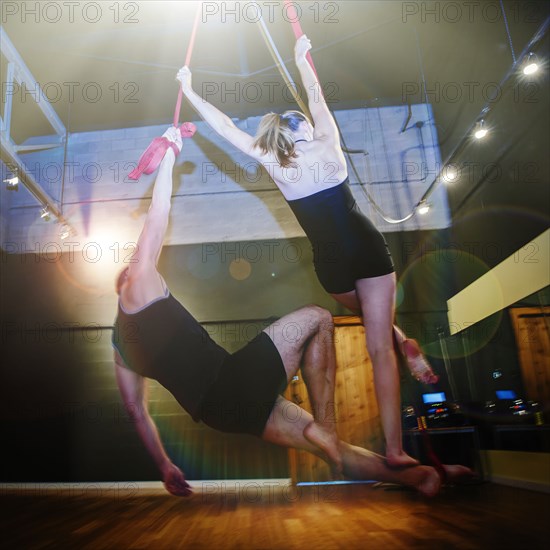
[330,275,416,468]
[331,291,438,384]
[331,283,438,465]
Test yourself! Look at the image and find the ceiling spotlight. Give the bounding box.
[40,207,51,221]
[474,119,488,140]
[523,52,539,75]
[59,224,71,240]
[3,175,19,190]
[417,200,431,215]
[442,164,459,183]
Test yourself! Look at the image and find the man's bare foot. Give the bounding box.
[397,465,441,497]
[402,339,439,385]
[304,421,343,475]
[442,464,476,482]
[386,451,420,469]
[415,466,442,497]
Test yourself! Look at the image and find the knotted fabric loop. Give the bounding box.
[128,123,197,180]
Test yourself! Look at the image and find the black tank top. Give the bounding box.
[112,292,228,421]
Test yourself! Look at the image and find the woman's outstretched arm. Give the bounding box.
[177,67,263,160]
[294,35,339,142]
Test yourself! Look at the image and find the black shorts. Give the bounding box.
[313,210,395,295]
[199,332,287,437]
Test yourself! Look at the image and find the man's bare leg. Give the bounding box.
[299,311,341,474]
[263,306,342,473]
[262,397,447,497]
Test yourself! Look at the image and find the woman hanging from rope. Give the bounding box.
[177,35,439,469]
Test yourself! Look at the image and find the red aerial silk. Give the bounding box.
[129,4,201,181]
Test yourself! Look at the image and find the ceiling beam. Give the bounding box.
[0,26,74,235]
[0,26,65,136]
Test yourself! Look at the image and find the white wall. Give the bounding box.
[2,104,450,253]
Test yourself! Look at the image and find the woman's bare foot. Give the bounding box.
[386,451,420,469]
[304,421,343,475]
[402,339,439,385]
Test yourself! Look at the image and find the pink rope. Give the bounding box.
[173,3,202,128]
[129,3,201,181]
[418,417,448,483]
[283,0,318,79]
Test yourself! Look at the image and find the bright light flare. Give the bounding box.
[418,201,431,215]
[523,62,539,75]
[442,165,459,183]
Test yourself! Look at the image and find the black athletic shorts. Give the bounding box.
[313,216,395,295]
[199,332,288,437]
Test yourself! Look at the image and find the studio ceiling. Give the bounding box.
[2,0,547,163]
[0,1,548,324]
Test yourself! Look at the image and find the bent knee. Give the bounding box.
[302,304,334,334]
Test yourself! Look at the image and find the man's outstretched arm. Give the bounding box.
[114,352,192,496]
[130,127,182,271]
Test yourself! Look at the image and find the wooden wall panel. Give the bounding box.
[286,317,384,483]
[510,307,550,421]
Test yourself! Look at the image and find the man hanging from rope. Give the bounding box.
[111,126,471,498]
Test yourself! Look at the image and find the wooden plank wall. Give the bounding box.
[286,317,384,483]
[509,307,550,421]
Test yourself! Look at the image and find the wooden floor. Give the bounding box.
[2,482,549,549]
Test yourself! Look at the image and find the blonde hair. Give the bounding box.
[253,111,311,168]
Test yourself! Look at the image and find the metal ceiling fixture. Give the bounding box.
[0,27,75,238]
